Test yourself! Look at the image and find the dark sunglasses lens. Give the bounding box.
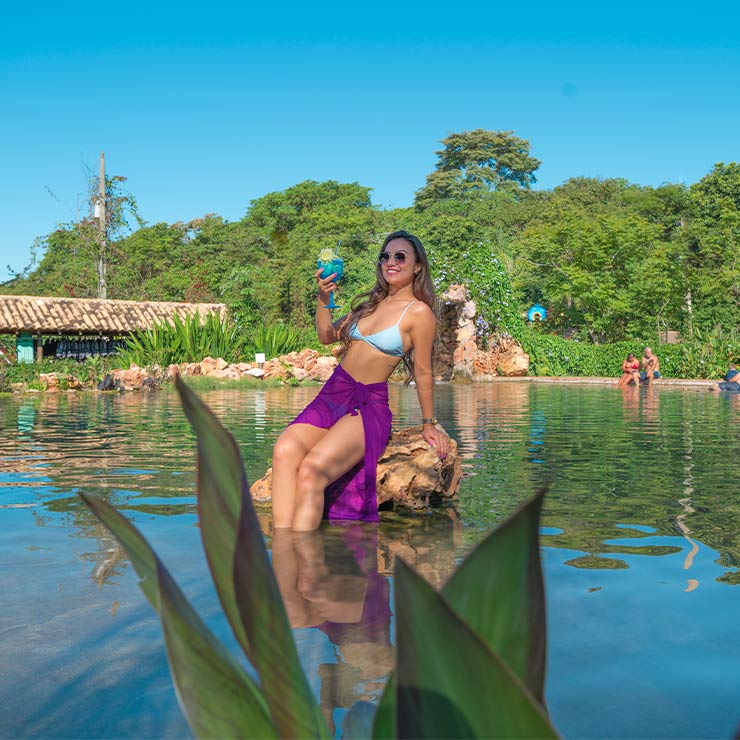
[394,252,407,263]
[378,252,390,263]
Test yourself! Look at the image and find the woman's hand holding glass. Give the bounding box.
[316,248,344,310]
[315,268,339,305]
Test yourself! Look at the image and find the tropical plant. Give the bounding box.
[247,322,309,360]
[117,312,244,367]
[80,378,557,739]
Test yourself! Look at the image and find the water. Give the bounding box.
[2,383,740,738]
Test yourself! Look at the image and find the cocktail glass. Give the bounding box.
[317,247,344,310]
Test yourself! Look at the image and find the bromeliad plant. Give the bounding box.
[118,312,243,368]
[80,377,558,739]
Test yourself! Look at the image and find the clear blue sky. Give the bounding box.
[1,0,738,281]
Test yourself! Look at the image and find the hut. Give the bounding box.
[0,295,226,363]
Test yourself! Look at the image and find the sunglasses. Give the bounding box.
[378,251,408,265]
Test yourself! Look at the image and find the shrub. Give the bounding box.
[118,312,245,367]
[519,328,740,379]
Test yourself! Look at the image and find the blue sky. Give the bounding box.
[1,0,738,281]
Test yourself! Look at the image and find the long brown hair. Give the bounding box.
[339,230,435,382]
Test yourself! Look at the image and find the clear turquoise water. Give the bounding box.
[2,382,740,738]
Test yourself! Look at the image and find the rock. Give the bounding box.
[167,364,180,379]
[39,373,61,391]
[456,323,476,342]
[443,284,469,303]
[222,366,242,380]
[291,367,311,381]
[66,376,85,390]
[233,362,255,373]
[451,363,474,383]
[97,374,122,391]
[495,343,530,377]
[262,359,288,380]
[112,364,149,391]
[309,355,338,382]
[461,300,477,321]
[281,348,319,370]
[180,362,202,376]
[215,357,229,371]
[200,356,218,375]
[245,367,265,378]
[249,425,461,514]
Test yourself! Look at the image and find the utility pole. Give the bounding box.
[97,152,107,299]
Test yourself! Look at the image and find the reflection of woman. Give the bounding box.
[271,524,393,734]
[618,353,640,387]
[272,231,449,531]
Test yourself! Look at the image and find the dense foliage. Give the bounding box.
[5,130,740,375]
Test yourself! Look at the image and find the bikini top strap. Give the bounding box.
[396,300,417,324]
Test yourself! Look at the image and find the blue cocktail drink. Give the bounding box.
[317,247,344,310]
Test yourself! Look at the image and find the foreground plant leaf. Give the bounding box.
[394,559,558,739]
[176,376,328,738]
[371,674,395,739]
[374,491,549,738]
[442,491,547,703]
[175,375,251,658]
[79,493,275,739]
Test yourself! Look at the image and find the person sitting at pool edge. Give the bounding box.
[710,363,740,392]
[618,352,640,386]
[640,347,661,385]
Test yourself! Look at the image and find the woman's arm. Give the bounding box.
[409,304,449,459]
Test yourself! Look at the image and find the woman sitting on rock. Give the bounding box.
[271,230,449,531]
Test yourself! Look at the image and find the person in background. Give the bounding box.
[618,352,641,386]
[710,363,740,392]
[640,347,661,385]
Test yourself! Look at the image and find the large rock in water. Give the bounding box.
[250,425,461,513]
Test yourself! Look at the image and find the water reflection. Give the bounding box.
[4,385,740,738]
[272,524,391,734]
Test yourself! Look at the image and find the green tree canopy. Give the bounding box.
[414,129,541,210]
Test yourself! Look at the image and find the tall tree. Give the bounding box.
[415,129,541,210]
[685,162,740,332]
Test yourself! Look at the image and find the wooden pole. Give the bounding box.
[97,152,107,299]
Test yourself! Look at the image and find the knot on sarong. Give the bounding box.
[349,383,371,415]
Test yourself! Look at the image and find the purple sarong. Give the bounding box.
[289,364,392,522]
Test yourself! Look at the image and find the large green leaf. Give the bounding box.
[176,376,328,738]
[374,492,549,737]
[175,375,251,658]
[234,478,329,738]
[371,674,395,739]
[442,491,547,703]
[394,559,558,740]
[79,493,275,739]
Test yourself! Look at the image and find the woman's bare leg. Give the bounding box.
[271,424,328,528]
[292,413,366,531]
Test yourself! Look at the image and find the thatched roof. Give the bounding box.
[0,294,227,335]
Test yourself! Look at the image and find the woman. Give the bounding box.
[618,352,640,386]
[271,230,449,531]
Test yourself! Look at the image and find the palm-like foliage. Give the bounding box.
[118,312,243,367]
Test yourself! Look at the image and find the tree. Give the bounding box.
[6,170,143,298]
[415,129,541,210]
[684,163,740,332]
